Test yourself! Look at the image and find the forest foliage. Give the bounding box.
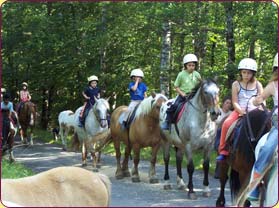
[1,1,278,129]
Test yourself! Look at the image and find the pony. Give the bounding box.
[160,79,220,199]
[58,110,75,151]
[18,102,36,145]
[235,132,278,207]
[73,98,110,170]
[1,166,111,207]
[215,108,271,206]
[1,109,17,162]
[110,93,168,183]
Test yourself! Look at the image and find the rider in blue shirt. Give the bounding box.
[121,68,147,129]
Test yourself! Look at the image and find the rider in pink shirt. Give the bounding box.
[18,82,32,113]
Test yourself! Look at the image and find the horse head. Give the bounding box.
[93,98,110,128]
[199,78,220,121]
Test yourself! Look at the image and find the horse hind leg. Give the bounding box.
[121,145,131,178]
[131,146,141,183]
[149,145,159,184]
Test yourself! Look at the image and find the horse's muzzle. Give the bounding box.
[210,108,221,121]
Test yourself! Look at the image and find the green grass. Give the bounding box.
[1,159,34,179]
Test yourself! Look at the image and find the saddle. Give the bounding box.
[225,118,242,152]
[119,104,140,129]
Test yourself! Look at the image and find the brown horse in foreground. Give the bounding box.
[216,108,271,206]
[110,93,168,183]
[1,166,111,207]
[18,102,36,145]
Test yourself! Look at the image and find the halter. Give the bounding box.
[92,100,108,125]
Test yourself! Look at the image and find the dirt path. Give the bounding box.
[11,138,231,207]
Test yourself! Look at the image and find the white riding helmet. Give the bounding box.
[238,58,257,72]
[273,53,278,68]
[130,68,144,78]
[22,82,28,87]
[87,75,98,82]
[183,54,198,64]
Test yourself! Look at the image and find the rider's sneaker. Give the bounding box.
[78,122,83,127]
[161,121,170,130]
[216,154,226,162]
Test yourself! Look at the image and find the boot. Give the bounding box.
[161,120,170,130]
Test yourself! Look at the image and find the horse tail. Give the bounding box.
[94,129,112,152]
[98,173,111,205]
[229,169,240,203]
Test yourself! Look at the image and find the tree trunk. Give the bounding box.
[160,21,171,98]
[224,2,236,89]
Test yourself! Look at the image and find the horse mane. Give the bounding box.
[134,93,167,119]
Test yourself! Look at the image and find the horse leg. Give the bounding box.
[131,145,140,183]
[149,144,159,184]
[176,147,186,190]
[114,139,124,179]
[29,127,34,146]
[187,159,197,199]
[162,141,171,190]
[216,162,229,206]
[121,145,131,177]
[81,141,87,167]
[202,158,211,197]
[8,129,15,163]
[20,128,28,145]
[61,127,68,151]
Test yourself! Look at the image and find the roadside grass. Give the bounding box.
[1,159,33,179]
[8,129,217,177]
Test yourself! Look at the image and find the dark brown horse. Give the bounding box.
[216,108,271,206]
[18,102,36,145]
[1,109,16,162]
[110,93,167,183]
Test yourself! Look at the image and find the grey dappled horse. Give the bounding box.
[74,98,110,170]
[160,78,220,199]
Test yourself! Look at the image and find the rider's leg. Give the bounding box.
[79,102,87,127]
[217,111,239,161]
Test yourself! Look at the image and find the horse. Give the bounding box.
[1,166,111,207]
[18,101,36,145]
[215,108,271,206]
[73,97,110,170]
[160,78,220,199]
[110,93,168,183]
[58,110,75,151]
[1,109,17,162]
[235,132,278,207]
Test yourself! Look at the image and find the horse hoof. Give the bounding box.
[115,173,124,180]
[203,191,211,197]
[188,192,197,200]
[122,171,131,177]
[82,163,87,167]
[96,164,101,169]
[62,147,67,151]
[92,168,99,172]
[177,185,186,190]
[149,177,159,184]
[163,184,172,190]
[131,177,140,183]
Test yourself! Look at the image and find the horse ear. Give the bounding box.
[151,91,156,98]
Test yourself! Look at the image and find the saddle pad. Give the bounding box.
[176,103,186,123]
[225,118,241,142]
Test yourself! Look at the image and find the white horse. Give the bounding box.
[58,110,75,151]
[74,97,110,170]
[160,79,220,199]
[1,166,111,207]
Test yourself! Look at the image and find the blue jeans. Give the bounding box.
[254,126,278,174]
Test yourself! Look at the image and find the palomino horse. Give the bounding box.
[1,109,17,162]
[110,93,168,183]
[18,102,36,145]
[1,166,111,207]
[160,79,220,199]
[236,132,278,207]
[74,98,110,170]
[58,110,75,151]
[215,108,271,206]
